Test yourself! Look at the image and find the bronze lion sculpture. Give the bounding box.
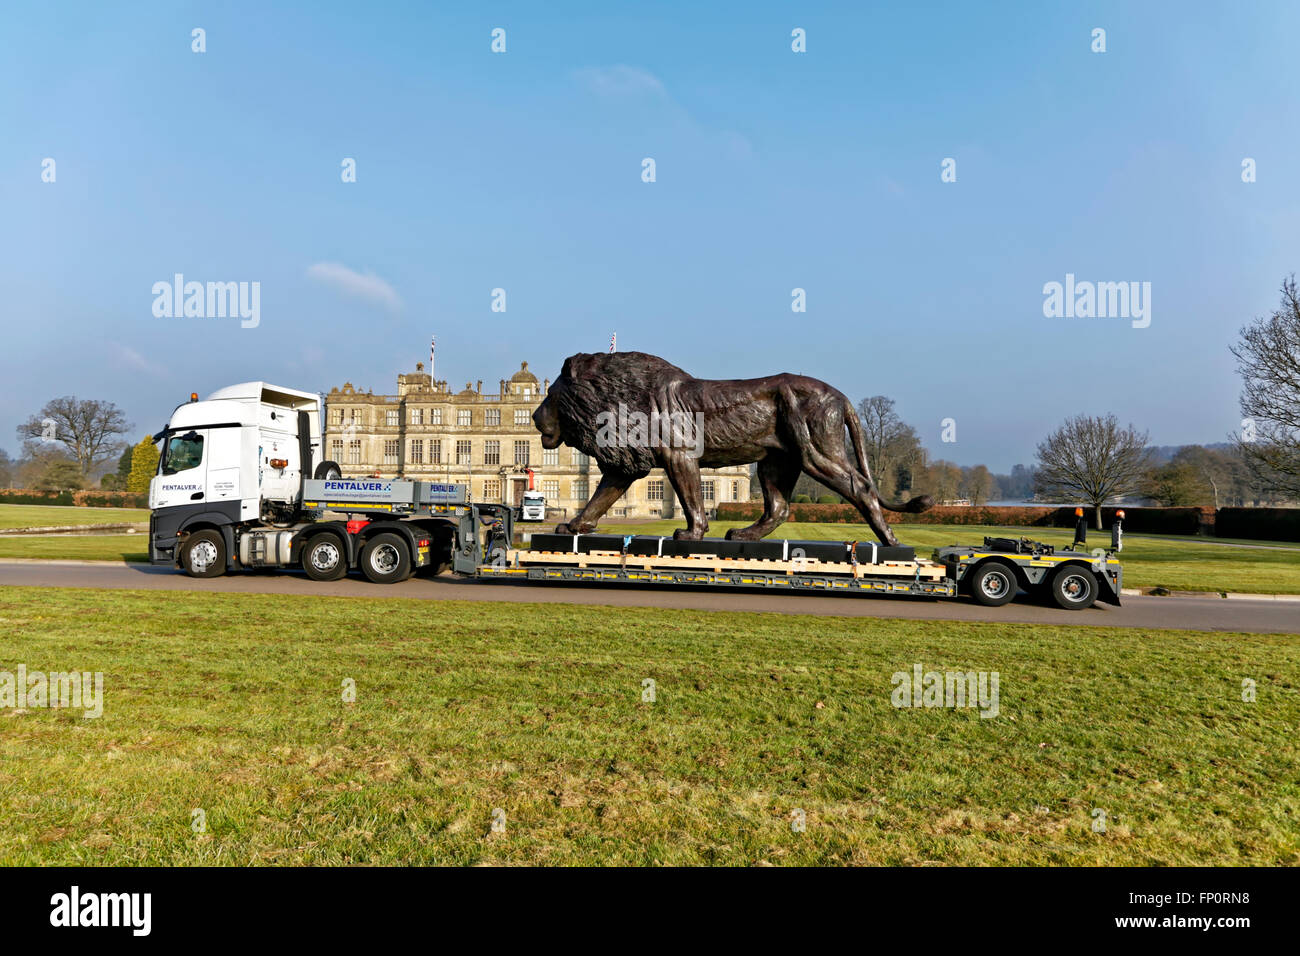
[532,351,932,545]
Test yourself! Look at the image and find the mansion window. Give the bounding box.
[542,480,559,498]
[429,440,442,465]
[542,448,558,467]
[330,439,342,460]
[514,408,530,425]
[573,479,588,500]
[514,441,530,467]
[456,440,472,465]
[385,409,398,428]
[646,479,665,501]
[484,440,500,466]
[329,408,342,425]
[383,440,399,465]
[485,408,501,427]
[410,408,423,426]
[483,479,501,500]
[572,449,588,467]
[458,409,472,427]
[430,408,443,425]
[409,440,424,464]
[702,480,715,502]
[347,440,361,466]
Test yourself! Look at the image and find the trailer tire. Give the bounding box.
[1048,565,1097,610]
[314,461,342,480]
[181,529,226,578]
[302,534,348,582]
[969,560,1017,607]
[360,532,411,584]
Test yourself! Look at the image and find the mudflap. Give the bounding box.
[1095,569,1123,606]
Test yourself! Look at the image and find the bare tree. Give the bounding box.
[1231,276,1300,499]
[16,397,131,480]
[925,460,963,503]
[856,396,922,498]
[1034,414,1151,528]
[961,464,995,505]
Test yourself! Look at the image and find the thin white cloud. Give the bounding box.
[306,262,402,312]
[575,65,666,98]
[110,342,166,377]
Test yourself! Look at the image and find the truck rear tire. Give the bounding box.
[1049,566,1097,610]
[302,534,348,581]
[314,461,342,480]
[181,529,226,578]
[969,560,1017,607]
[360,532,411,584]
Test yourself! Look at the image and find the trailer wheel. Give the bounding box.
[1049,566,1097,610]
[181,529,226,578]
[969,561,1017,607]
[314,460,342,480]
[301,534,348,582]
[360,532,411,584]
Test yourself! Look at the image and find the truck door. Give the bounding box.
[153,429,209,510]
[205,426,242,505]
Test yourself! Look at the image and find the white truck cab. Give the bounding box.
[149,383,334,569]
[520,490,546,522]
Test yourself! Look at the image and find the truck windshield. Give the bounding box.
[160,432,203,475]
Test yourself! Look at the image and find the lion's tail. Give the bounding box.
[843,399,934,514]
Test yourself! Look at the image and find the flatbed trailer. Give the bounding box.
[453,504,1125,611]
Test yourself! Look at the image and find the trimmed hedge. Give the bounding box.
[714,502,1216,534]
[1216,508,1300,542]
[0,489,149,509]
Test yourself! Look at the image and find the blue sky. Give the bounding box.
[2,0,1297,472]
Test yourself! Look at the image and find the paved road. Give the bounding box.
[2,560,1297,633]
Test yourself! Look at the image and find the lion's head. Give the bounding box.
[532,351,690,473]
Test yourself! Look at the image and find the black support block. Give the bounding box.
[527,533,915,564]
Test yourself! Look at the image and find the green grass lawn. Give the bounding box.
[602,520,1300,594]
[0,533,149,563]
[0,504,150,530]
[0,587,1295,866]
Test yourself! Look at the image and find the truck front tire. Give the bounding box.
[360,532,411,584]
[302,534,348,581]
[181,529,226,578]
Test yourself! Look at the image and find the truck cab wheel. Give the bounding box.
[302,535,348,581]
[1049,566,1097,610]
[181,529,226,578]
[969,561,1017,607]
[360,532,411,584]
